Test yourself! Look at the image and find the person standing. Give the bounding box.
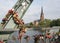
[18,27,26,43]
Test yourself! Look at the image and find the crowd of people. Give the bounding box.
[24,32,60,43]
[0,26,60,43]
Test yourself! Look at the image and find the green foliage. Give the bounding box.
[26,18,60,28]
[39,19,51,27]
[29,22,33,25]
[50,18,60,27]
[39,21,45,27]
[29,22,33,27]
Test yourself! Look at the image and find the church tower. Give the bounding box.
[40,7,44,21]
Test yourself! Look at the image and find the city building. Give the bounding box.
[33,7,44,26]
[40,7,44,22]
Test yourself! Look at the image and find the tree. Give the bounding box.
[50,20,56,27]
[39,19,51,27]
[56,19,60,26]
[50,18,60,27]
[29,22,33,27]
[44,19,51,27]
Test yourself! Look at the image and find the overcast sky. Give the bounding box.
[0,0,60,23]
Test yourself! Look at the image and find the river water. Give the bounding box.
[7,28,59,43]
[7,28,42,43]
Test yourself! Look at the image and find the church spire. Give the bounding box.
[40,7,44,21]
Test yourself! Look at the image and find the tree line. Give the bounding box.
[29,18,60,27]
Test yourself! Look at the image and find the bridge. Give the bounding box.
[0,0,33,42]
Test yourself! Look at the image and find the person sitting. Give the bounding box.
[20,19,24,24]
[13,12,20,25]
[46,33,52,39]
[24,35,30,43]
[1,18,8,25]
[8,9,14,14]
[33,34,40,43]
[5,12,11,18]
[13,11,24,26]
[13,18,24,25]
[57,33,60,43]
